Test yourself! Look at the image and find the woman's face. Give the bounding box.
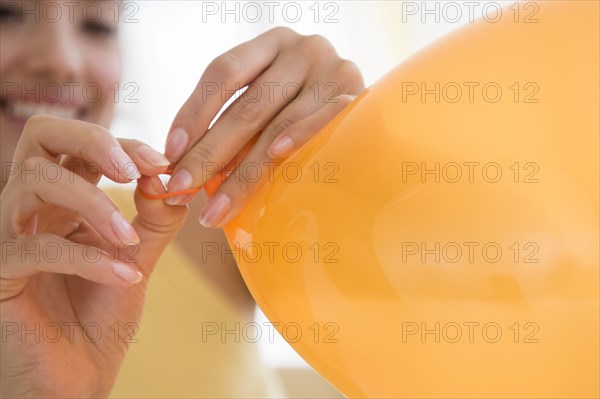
[0,0,121,165]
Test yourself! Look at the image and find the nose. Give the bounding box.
[22,17,85,83]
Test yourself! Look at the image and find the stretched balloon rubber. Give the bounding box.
[206,2,599,397]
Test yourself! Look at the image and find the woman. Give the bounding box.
[0,0,364,397]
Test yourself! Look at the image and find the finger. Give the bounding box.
[0,234,143,294]
[13,115,141,183]
[203,137,258,197]
[260,83,347,158]
[35,206,83,238]
[130,175,188,276]
[164,27,299,162]
[118,139,170,175]
[60,154,103,185]
[263,59,364,157]
[66,219,143,279]
[261,59,364,159]
[195,91,323,225]
[1,157,139,246]
[165,56,307,206]
[65,217,109,250]
[60,139,169,185]
[199,95,356,228]
[268,94,358,158]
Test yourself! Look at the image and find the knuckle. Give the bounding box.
[89,191,111,216]
[236,177,252,198]
[304,34,331,48]
[182,100,204,120]
[188,144,219,170]
[26,113,54,126]
[22,114,53,138]
[271,26,295,36]
[227,172,254,200]
[21,156,46,179]
[23,232,52,249]
[86,125,114,157]
[336,60,365,91]
[337,59,362,79]
[225,98,261,127]
[135,206,189,236]
[265,116,295,139]
[87,124,111,144]
[23,155,47,169]
[207,52,243,82]
[300,34,335,56]
[268,26,298,41]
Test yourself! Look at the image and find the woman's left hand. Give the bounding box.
[163,27,365,227]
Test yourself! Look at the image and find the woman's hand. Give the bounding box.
[0,115,187,398]
[163,27,365,226]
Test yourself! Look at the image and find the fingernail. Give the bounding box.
[199,193,231,227]
[165,169,193,206]
[268,135,294,158]
[178,194,197,206]
[137,145,170,167]
[111,210,140,244]
[150,175,167,194]
[109,146,141,180]
[112,262,143,284]
[137,175,166,196]
[166,128,189,160]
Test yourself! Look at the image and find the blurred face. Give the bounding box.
[0,0,121,165]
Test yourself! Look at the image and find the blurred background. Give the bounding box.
[107,1,509,396]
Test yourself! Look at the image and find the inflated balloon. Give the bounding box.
[206,2,599,397]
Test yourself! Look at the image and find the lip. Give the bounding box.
[0,97,87,131]
[1,83,90,107]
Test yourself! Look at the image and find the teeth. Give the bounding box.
[9,102,78,120]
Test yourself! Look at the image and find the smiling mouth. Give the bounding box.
[0,98,85,122]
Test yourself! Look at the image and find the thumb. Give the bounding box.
[131,175,187,276]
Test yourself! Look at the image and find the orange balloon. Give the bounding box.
[208,2,599,397]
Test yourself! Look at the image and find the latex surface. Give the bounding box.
[207,2,599,397]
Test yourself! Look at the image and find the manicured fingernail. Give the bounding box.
[178,194,197,206]
[165,169,193,206]
[199,193,231,227]
[268,135,294,158]
[137,175,166,196]
[150,175,167,194]
[109,146,141,180]
[137,145,170,167]
[111,210,140,244]
[165,128,189,160]
[112,262,143,284]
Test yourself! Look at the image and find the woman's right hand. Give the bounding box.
[0,115,187,398]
